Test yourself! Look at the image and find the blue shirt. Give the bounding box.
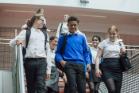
[55,31,90,65]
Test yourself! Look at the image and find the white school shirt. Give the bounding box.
[46,47,56,74]
[90,47,98,64]
[10,27,49,58]
[56,22,68,38]
[98,38,125,58]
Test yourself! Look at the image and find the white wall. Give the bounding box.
[0,70,13,93]
[0,0,139,13]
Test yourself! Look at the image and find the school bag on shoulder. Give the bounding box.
[59,22,63,34]
[55,34,67,71]
[119,42,132,72]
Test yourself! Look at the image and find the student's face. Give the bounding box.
[34,17,44,28]
[92,37,100,47]
[67,21,79,33]
[108,30,118,41]
[64,15,69,21]
[50,38,57,50]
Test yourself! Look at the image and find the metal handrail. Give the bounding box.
[0,38,11,40]
[0,42,10,44]
[0,38,11,44]
[125,45,139,48]
[129,52,139,60]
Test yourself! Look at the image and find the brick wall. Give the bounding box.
[84,31,139,45]
[0,27,20,69]
[0,27,139,69]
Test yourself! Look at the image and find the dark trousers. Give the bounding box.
[87,64,101,93]
[47,87,58,93]
[64,62,86,93]
[87,81,100,93]
[24,58,47,93]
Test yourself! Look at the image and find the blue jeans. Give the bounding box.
[24,58,47,93]
[64,62,86,93]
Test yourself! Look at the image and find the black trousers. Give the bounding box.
[24,58,47,93]
[47,87,58,93]
[64,62,86,93]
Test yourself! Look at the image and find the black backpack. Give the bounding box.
[55,34,67,71]
[22,28,47,58]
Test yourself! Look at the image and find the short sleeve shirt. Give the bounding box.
[98,38,125,58]
[90,47,97,64]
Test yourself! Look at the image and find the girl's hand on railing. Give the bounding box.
[16,40,23,45]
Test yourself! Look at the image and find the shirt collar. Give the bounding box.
[67,30,80,35]
[31,27,41,32]
[107,38,122,44]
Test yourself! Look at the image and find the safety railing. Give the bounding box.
[121,52,139,93]
[0,29,17,70]
[125,45,139,58]
[0,35,26,93]
[0,38,13,70]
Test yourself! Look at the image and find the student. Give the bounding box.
[89,35,102,93]
[55,16,91,93]
[10,15,48,93]
[21,8,46,30]
[56,14,69,38]
[95,25,126,93]
[46,36,59,93]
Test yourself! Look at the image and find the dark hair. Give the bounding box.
[26,15,47,30]
[50,36,57,41]
[92,35,101,42]
[67,16,79,24]
[26,15,40,28]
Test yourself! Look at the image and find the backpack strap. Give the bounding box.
[22,28,31,58]
[25,28,31,48]
[59,22,63,34]
[41,29,48,50]
[25,28,47,50]
[61,34,67,54]
[55,34,67,71]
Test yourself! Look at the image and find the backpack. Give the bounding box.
[55,34,67,71]
[22,28,47,58]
